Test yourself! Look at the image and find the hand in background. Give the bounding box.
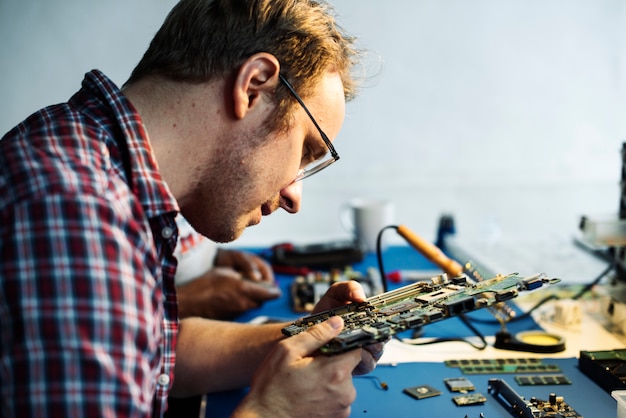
[214,248,275,284]
[176,249,280,320]
[176,266,281,320]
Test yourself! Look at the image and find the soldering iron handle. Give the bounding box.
[396,224,463,277]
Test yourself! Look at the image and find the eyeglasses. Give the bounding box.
[279,73,340,182]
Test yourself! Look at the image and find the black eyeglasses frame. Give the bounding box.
[279,73,340,182]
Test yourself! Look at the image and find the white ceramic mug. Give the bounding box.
[341,199,395,253]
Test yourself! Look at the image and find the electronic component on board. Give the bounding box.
[488,378,582,418]
[514,375,572,386]
[444,377,476,392]
[452,393,487,406]
[282,271,560,355]
[444,358,562,375]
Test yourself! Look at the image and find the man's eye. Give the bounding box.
[301,144,316,166]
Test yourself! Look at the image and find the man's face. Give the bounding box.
[187,71,346,243]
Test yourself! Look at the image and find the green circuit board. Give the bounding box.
[282,272,559,355]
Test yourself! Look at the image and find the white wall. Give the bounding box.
[2,0,625,246]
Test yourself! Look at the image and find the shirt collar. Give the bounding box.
[78,70,180,219]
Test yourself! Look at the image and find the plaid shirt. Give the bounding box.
[0,70,180,417]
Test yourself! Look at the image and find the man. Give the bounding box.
[174,214,281,320]
[0,0,383,417]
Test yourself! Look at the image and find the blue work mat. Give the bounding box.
[203,358,614,417]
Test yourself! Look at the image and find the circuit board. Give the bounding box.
[488,378,582,417]
[290,268,381,313]
[282,272,560,355]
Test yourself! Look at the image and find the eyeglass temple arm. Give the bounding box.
[278,74,339,160]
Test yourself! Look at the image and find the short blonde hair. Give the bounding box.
[127,0,360,131]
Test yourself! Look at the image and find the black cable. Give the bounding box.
[459,314,488,349]
[354,375,389,391]
[399,314,488,351]
[571,261,615,300]
[376,225,400,293]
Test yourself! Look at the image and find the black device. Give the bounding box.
[271,240,364,270]
[579,348,626,393]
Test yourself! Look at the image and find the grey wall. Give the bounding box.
[2,0,625,246]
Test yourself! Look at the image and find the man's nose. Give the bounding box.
[279,180,302,214]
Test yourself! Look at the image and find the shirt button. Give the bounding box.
[157,373,170,386]
[161,226,174,239]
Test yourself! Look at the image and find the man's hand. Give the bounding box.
[312,281,386,376]
[233,316,360,418]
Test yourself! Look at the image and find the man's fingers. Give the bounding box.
[312,281,366,314]
[242,280,282,300]
[328,281,366,302]
[286,316,344,359]
[233,252,274,283]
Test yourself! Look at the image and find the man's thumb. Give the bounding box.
[291,316,344,357]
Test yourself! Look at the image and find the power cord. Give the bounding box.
[399,314,488,351]
[375,225,400,293]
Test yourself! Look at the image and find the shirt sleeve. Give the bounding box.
[0,191,163,418]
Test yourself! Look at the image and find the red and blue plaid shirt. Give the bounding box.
[0,70,180,417]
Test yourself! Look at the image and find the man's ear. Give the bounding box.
[233,53,280,120]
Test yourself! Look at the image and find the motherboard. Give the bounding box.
[282,272,559,355]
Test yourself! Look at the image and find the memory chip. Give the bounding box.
[514,374,572,386]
